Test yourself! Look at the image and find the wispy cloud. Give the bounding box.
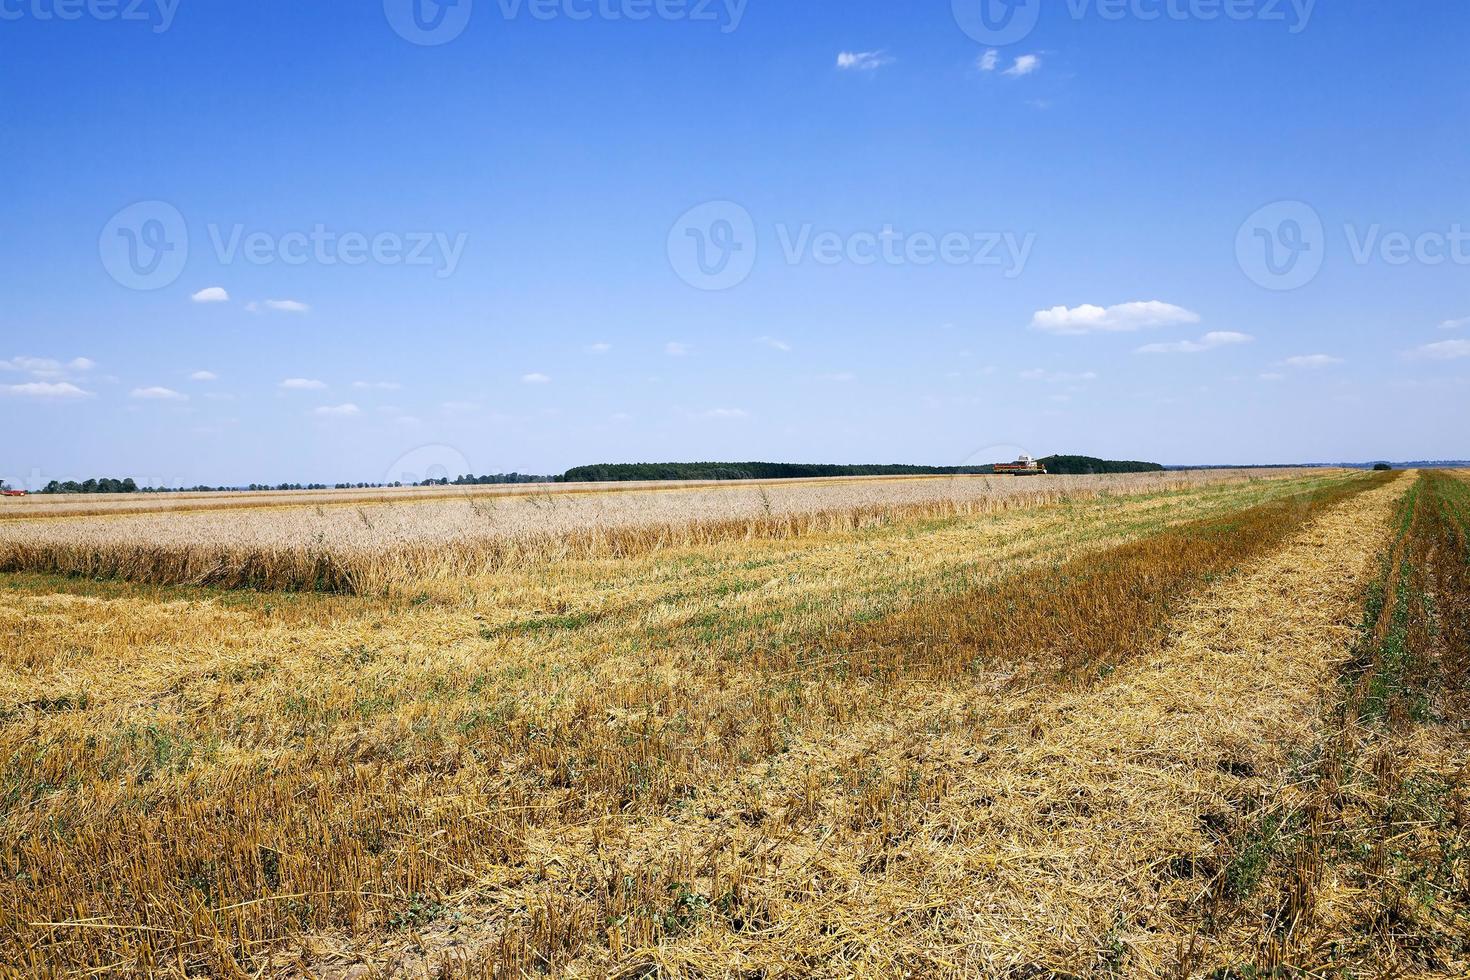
[1020,369,1099,383]
[585,342,612,354]
[756,336,792,352]
[190,286,230,304]
[977,49,999,72]
[1004,54,1042,77]
[1,356,96,379]
[279,378,327,390]
[1136,331,1254,354]
[815,372,857,383]
[249,299,310,314]
[130,386,188,401]
[1440,317,1470,331]
[189,370,218,382]
[698,408,750,420]
[836,50,892,72]
[1279,354,1344,369]
[521,373,552,384]
[1031,301,1200,335]
[352,380,402,390]
[665,342,692,357]
[1,381,91,399]
[1405,339,1470,361]
[313,403,360,418]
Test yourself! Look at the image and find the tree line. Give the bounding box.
[562,456,1165,482]
[20,474,555,494]
[12,458,1171,495]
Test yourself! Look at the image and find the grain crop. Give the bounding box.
[3,468,1465,978]
[0,469,1320,594]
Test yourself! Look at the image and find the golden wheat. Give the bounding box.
[3,469,1448,978]
[0,469,1323,594]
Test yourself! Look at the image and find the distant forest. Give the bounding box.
[10,458,1178,495]
[25,474,554,494]
[561,456,1165,482]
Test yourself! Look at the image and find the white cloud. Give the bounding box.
[252,299,310,313]
[521,373,552,384]
[1280,354,1343,369]
[1,357,56,375]
[1136,331,1254,354]
[816,372,857,383]
[1405,339,1470,361]
[191,286,230,304]
[313,403,360,418]
[279,378,327,390]
[352,380,402,390]
[1,381,91,399]
[189,370,218,382]
[130,386,188,401]
[1004,54,1041,77]
[1031,301,1200,335]
[2,355,94,379]
[1259,372,1287,382]
[699,408,750,420]
[756,336,792,352]
[1440,317,1470,331]
[665,342,692,356]
[1019,369,1099,383]
[978,49,999,72]
[836,50,892,71]
[585,342,612,354]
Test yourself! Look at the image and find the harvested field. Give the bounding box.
[2,468,1467,977]
[0,469,1318,594]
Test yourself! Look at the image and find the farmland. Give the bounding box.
[0,470,1313,595]
[1,468,1467,977]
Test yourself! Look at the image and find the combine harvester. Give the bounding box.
[993,453,1048,476]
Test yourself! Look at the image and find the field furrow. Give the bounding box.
[360,475,1405,978]
[3,470,1456,978]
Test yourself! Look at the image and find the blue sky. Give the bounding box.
[2,0,1467,486]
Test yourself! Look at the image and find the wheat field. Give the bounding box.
[2,468,1467,978]
[0,470,1314,596]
